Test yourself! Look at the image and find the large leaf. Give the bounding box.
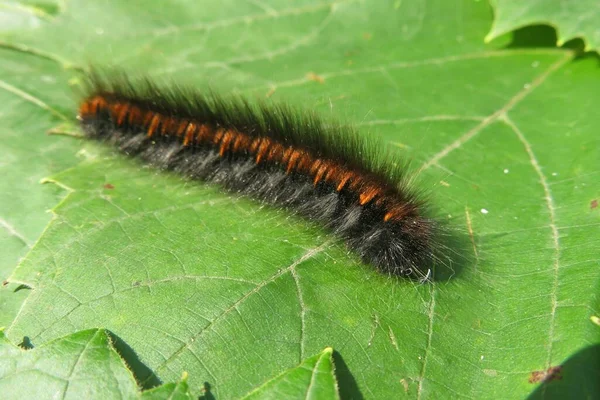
[1,0,599,398]
[487,0,600,52]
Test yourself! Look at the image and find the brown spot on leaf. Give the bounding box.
[400,378,409,393]
[2,280,8,286]
[104,183,115,190]
[529,366,562,383]
[591,199,598,210]
[265,87,276,98]
[306,72,325,84]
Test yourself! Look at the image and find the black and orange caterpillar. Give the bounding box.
[78,71,436,277]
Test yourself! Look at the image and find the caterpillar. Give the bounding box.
[77,71,436,278]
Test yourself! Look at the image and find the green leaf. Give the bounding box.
[487,0,600,52]
[0,328,194,400]
[1,0,599,399]
[242,347,339,400]
[140,373,193,400]
[0,328,139,399]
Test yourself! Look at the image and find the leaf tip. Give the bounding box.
[323,346,334,355]
[483,31,497,44]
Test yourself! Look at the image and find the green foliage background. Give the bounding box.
[0,0,598,399]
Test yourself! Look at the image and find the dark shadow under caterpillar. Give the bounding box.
[77,71,437,278]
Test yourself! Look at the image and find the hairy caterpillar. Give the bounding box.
[77,71,436,278]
